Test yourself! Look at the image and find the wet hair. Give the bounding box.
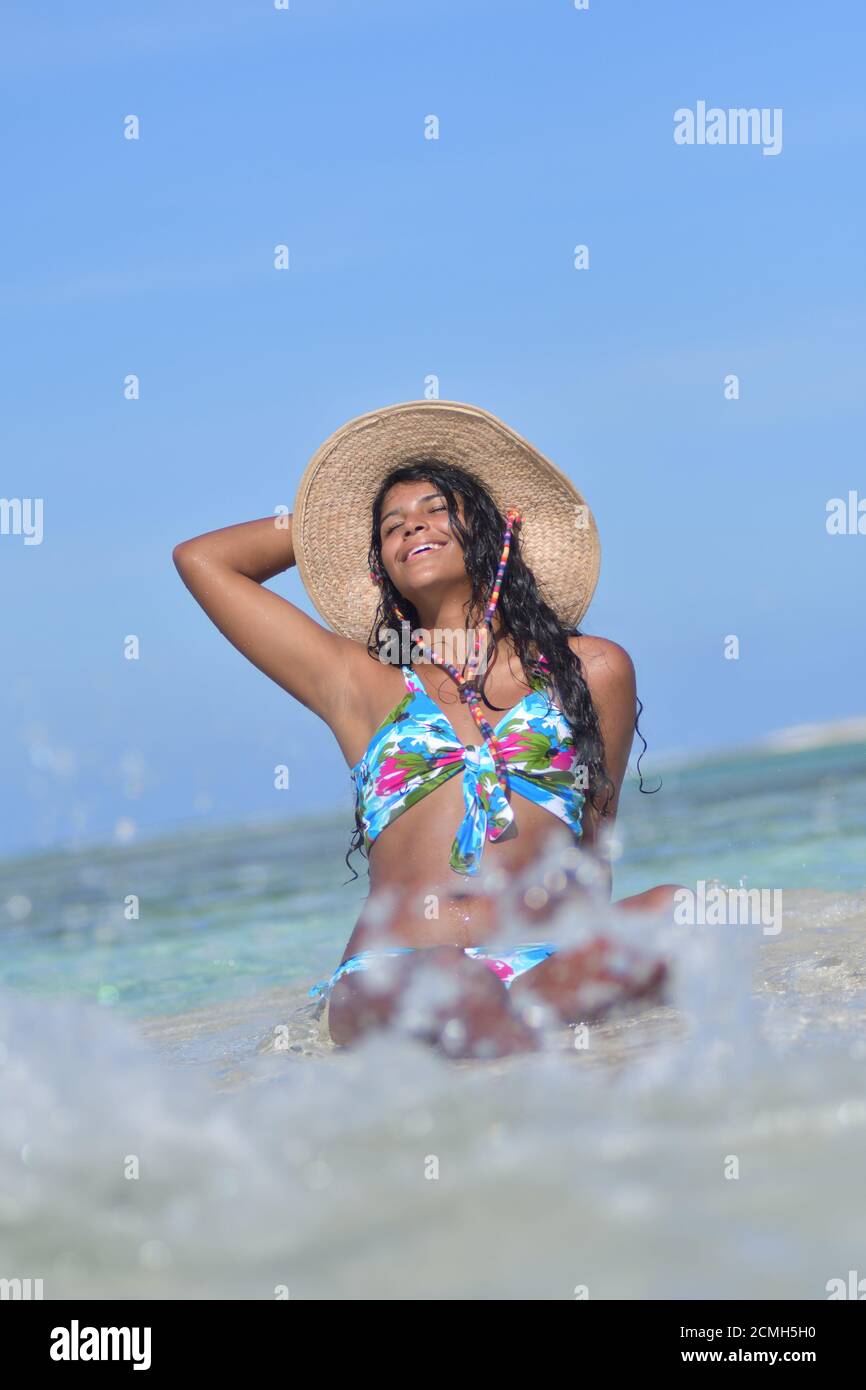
[343,457,657,882]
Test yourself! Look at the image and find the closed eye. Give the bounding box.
[385,503,448,536]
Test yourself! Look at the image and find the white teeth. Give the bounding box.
[407,541,443,560]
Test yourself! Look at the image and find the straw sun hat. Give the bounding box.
[292,400,601,646]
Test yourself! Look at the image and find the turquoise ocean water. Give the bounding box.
[1,737,865,1298]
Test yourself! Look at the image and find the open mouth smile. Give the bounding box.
[402,540,447,563]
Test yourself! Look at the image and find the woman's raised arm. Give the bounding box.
[172,514,364,727]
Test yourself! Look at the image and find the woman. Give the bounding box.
[173,400,677,1059]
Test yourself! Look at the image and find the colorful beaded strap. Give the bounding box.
[371,508,530,798]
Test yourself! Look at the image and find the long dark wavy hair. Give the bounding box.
[343,457,656,881]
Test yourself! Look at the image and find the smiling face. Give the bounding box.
[377,478,469,602]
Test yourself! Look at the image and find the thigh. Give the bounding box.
[327,950,422,1045]
[508,937,667,1023]
[326,944,513,1048]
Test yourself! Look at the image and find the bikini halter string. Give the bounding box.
[370,508,523,797]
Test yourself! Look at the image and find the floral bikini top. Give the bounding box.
[350,659,586,876]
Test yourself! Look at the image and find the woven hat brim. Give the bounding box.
[293,400,601,645]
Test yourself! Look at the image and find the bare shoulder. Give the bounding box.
[567,634,636,695]
[567,634,637,822]
[567,633,637,773]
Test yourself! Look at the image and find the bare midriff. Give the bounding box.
[337,644,592,963]
[341,777,579,960]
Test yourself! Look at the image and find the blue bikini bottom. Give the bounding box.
[309,942,559,1000]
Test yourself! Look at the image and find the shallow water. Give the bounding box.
[1,740,865,1299]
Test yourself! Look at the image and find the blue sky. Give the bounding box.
[2,0,864,855]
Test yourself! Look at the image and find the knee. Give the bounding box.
[645,883,686,911]
[617,883,685,915]
[655,882,687,898]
